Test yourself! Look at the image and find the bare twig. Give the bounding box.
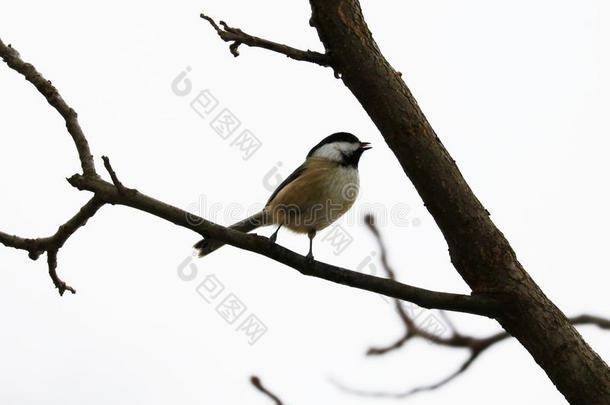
[2,18,609,402]
[47,249,76,296]
[438,310,460,338]
[200,13,331,67]
[250,376,284,405]
[1,4,607,400]
[0,39,97,177]
[345,313,610,399]
[0,38,106,294]
[102,155,131,195]
[0,35,497,311]
[0,197,104,259]
[68,171,501,316]
[333,215,610,397]
[0,197,104,295]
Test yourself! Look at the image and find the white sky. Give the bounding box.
[1,1,609,404]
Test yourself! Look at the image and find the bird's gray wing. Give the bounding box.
[265,163,306,206]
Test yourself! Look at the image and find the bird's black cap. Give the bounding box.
[307,132,362,157]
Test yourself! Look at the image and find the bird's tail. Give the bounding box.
[193,210,267,257]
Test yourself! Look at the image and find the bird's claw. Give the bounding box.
[305,253,314,263]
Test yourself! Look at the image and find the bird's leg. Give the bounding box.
[306,229,316,263]
[269,224,282,244]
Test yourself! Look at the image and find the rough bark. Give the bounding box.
[307,1,610,403]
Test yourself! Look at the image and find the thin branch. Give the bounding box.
[366,334,411,356]
[200,13,331,67]
[0,34,497,313]
[47,249,76,296]
[364,214,467,346]
[336,215,610,397]
[250,376,284,405]
[102,155,131,196]
[0,197,104,258]
[348,313,610,399]
[438,310,460,338]
[0,197,104,294]
[0,39,97,177]
[331,350,483,399]
[570,314,610,329]
[0,37,105,295]
[1,10,607,403]
[67,172,502,317]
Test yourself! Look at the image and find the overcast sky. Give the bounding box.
[1,1,609,404]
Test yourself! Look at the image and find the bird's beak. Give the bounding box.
[360,142,372,151]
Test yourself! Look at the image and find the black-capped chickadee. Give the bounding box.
[194,132,371,261]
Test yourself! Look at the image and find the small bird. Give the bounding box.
[194,132,371,261]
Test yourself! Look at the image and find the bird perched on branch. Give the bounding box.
[194,132,371,261]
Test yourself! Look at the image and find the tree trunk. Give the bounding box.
[308,1,610,403]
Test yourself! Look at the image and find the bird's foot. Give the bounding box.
[305,252,314,263]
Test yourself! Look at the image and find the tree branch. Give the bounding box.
[333,215,610,398]
[67,172,501,316]
[3,12,608,401]
[250,376,284,405]
[0,39,97,178]
[0,37,105,294]
[102,155,132,196]
[306,1,610,402]
[200,13,332,67]
[340,313,610,399]
[0,35,497,313]
[46,249,75,296]
[0,196,104,295]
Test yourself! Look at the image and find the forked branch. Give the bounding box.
[332,216,610,398]
[0,37,499,315]
[0,197,104,295]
